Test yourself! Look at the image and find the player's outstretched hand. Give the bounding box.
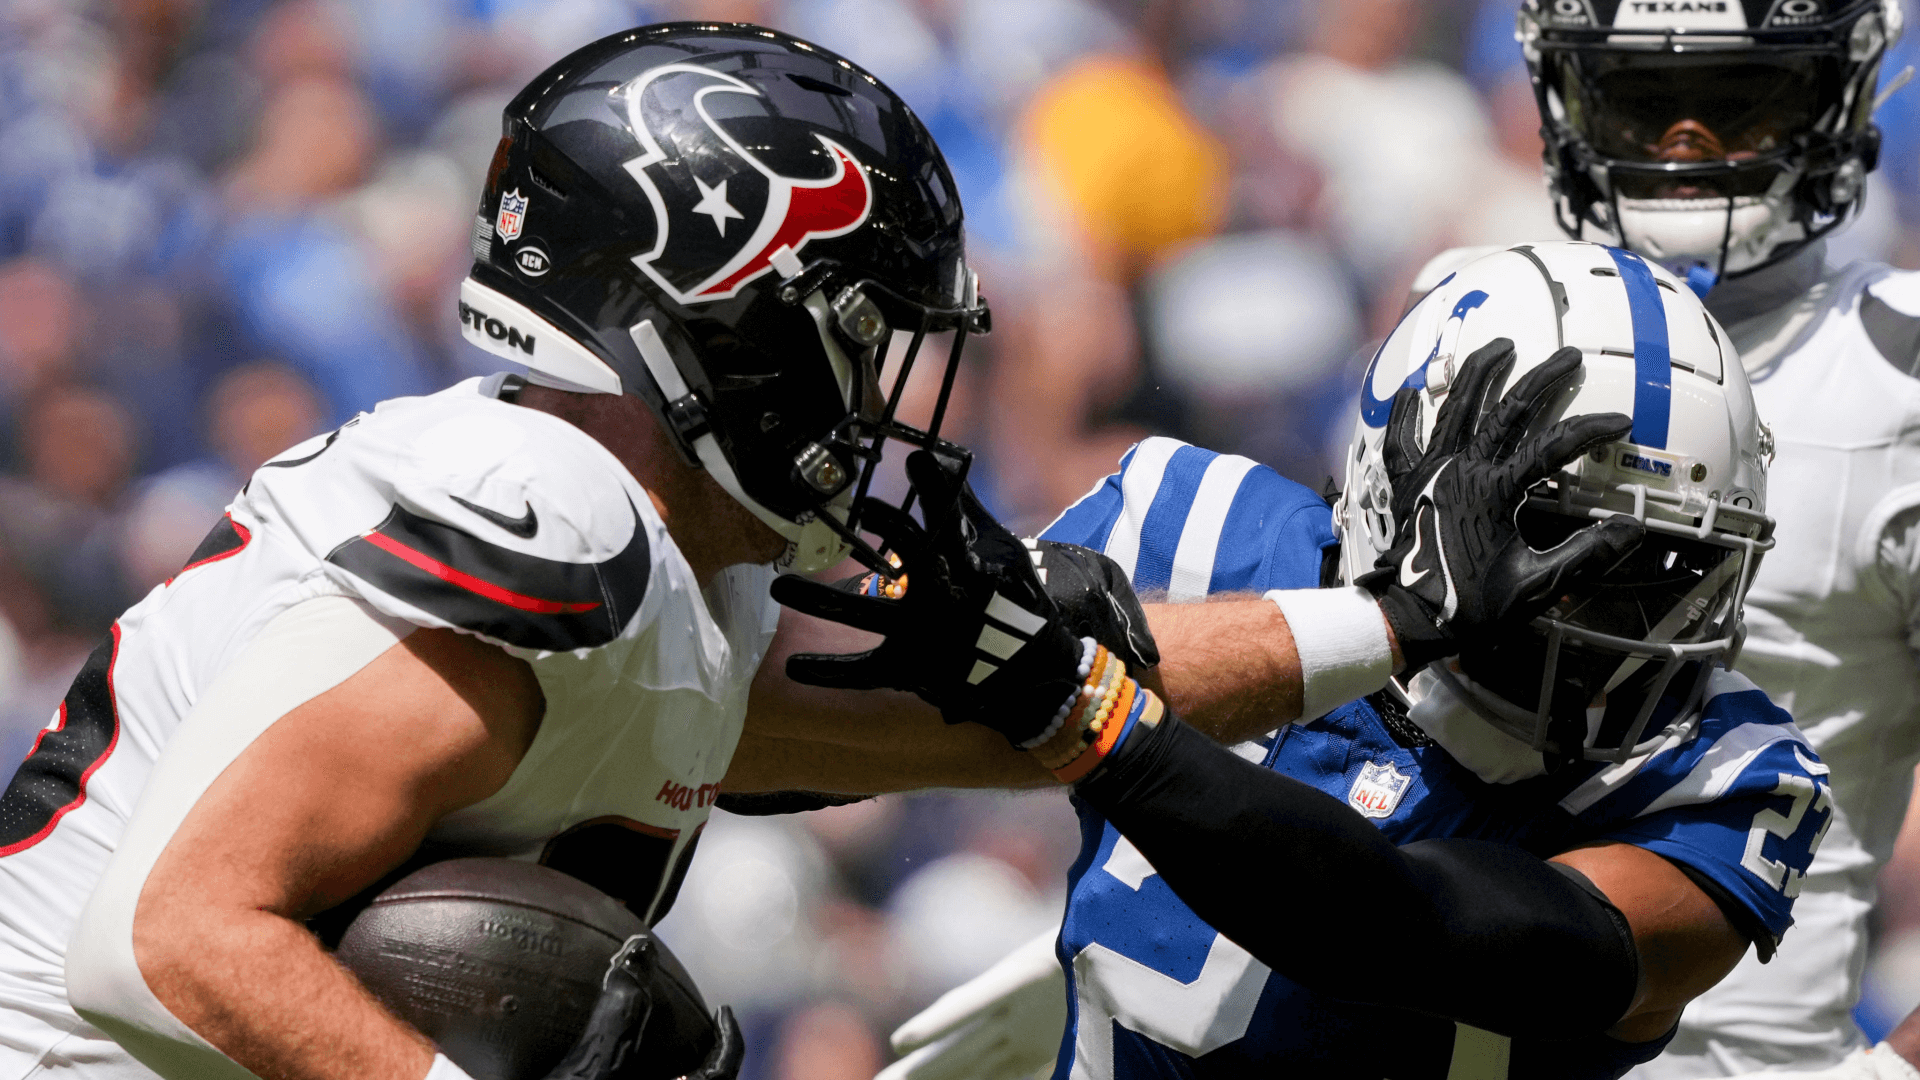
[1357,338,1645,673]
[771,449,1085,747]
[879,928,1067,1080]
[1708,1045,1920,1080]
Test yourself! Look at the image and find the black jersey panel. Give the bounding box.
[326,500,650,652]
[172,513,253,582]
[0,627,121,855]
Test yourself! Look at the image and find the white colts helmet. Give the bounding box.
[1335,241,1775,762]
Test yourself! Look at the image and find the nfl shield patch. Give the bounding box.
[496,188,529,242]
[1348,760,1412,819]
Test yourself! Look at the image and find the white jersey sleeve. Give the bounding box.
[239,383,673,656]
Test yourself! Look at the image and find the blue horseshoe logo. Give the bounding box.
[1359,289,1489,428]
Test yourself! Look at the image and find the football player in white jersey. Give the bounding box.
[0,23,1028,1080]
[1512,1,1920,1075]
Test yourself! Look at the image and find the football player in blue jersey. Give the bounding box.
[823,242,1832,1080]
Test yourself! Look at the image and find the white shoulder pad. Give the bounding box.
[247,383,675,655]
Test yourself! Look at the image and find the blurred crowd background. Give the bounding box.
[11,0,1920,1076]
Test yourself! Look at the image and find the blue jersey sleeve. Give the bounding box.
[1564,671,1832,947]
[1040,437,1335,597]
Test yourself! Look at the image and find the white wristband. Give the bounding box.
[426,1054,478,1080]
[1265,586,1395,721]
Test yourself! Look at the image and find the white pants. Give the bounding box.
[1629,886,1874,1078]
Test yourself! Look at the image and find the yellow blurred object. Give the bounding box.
[1018,56,1229,277]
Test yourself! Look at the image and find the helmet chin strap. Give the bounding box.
[628,319,852,573]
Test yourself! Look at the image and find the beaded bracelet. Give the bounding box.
[1051,679,1164,784]
[1031,643,1118,771]
[1027,635,1164,782]
[1019,638,1101,750]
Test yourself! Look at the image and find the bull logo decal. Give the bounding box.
[620,63,873,305]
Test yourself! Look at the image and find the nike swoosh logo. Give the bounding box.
[1399,515,1430,588]
[451,495,538,538]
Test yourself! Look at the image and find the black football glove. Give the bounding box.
[684,1006,743,1080]
[772,450,1084,747]
[1355,339,1645,673]
[542,937,742,1080]
[1027,539,1159,671]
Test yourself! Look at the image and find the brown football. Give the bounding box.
[333,858,714,1080]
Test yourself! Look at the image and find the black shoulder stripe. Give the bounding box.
[262,428,340,469]
[326,499,651,651]
[1862,290,1920,378]
[169,513,252,584]
[0,626,121,855]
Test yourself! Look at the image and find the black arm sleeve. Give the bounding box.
[1075,717,1641,1040]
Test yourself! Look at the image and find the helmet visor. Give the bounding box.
[1548,50,1843,194]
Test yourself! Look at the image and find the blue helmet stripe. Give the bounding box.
[1606,248,1672,450]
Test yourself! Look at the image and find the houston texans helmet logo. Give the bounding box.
[619,63,873,305]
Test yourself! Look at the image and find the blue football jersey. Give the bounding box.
[1037,438,1833,1080]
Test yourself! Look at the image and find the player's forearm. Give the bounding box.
[1144,593,1401,745]
[129,906,436,1080]
[1144,599,1302,743]
[726,723,1051,793]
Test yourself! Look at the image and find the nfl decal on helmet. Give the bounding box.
[496,188,529,243]
[458,23,990,575]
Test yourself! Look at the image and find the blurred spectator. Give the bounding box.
[0,258,81,404]
[886,846,1059,1002]
[773,1002,884,1080]
[1140,230,1363,482]
[986,272,1153,526]
[657,814,836,1016]
[23,384,137,509]
[1261,0,1519,322]
[0,384,137,650]
[121,362,322,592]
[1013,54,1229,280]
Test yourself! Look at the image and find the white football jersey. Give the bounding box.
[0,376,778,1077]
[1626,246,1920,1076]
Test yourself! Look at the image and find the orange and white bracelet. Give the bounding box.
[1030,637,1163,782]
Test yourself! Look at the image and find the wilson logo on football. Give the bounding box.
[617,62,873,305]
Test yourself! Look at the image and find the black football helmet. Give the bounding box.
[459,23,989,573]
[1520,0,1901,282]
